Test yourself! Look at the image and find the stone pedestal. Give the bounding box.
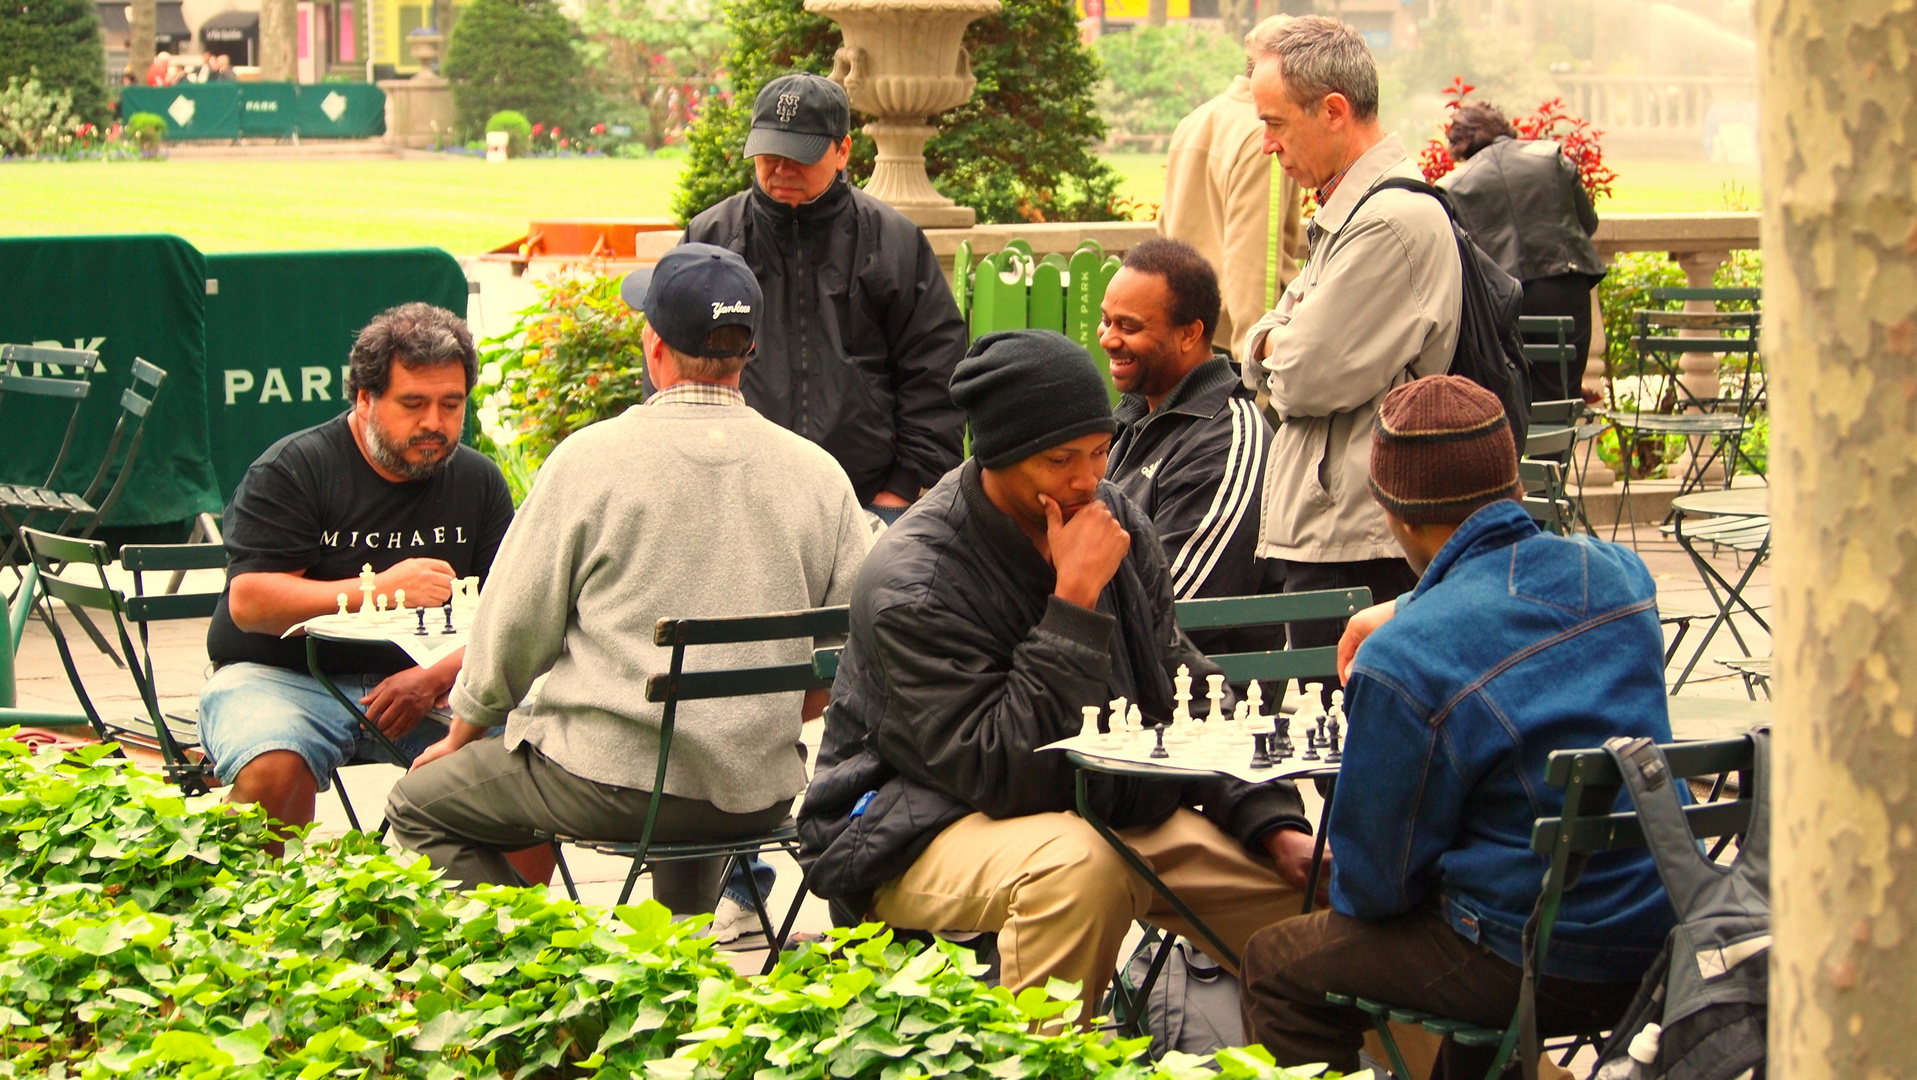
[1579,283,1617,488]
[380,78,454,148]
[806,0,1003,229]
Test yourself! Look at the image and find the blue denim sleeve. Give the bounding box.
[1326,666,1464,919]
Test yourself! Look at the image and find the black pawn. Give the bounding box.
[415,607,429,636]
[1326,717,1343,764]
[1302,724,1320,761]
[1250,732,1272,770]
[1150,724,1169,759]
[442,602,456,634]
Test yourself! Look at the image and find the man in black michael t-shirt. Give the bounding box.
[199,303,513,839]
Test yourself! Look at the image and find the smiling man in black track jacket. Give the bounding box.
[1102,238,1283,656]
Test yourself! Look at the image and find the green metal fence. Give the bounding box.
[955,238,1123,400]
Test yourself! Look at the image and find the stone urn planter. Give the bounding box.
[407,31,445,82]
[804,0,1003,228]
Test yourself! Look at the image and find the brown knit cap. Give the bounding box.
[1368,375,1521,525]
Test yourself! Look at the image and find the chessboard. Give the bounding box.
[1037,666,1349,786]
[281,565,481,668]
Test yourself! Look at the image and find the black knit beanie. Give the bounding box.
[950,329,1117,469]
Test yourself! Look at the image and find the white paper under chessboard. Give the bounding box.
[284,610,472,668]
[1038,727,1341,785]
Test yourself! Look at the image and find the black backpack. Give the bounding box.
[1346,176,1532,453]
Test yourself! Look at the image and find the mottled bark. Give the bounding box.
[128,0,156,81]
[260,0,298,81]
[1760,0,1917,1077]
[1147,0,1167,27]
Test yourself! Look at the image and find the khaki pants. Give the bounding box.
[872,808,1303,1018]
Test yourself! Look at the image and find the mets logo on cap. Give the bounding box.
[776,91,801,124]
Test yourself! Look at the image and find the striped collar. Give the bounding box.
[647,382,747,408]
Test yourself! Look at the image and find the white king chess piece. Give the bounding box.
[1206,673,1226,723]
[1173,663,1193,724]
[359,564,376,620]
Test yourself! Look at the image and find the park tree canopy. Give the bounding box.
[442,0,589,138]
[0,0,110,125]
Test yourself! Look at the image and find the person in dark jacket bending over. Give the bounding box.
[1437,102,1607,404]
[1239,376,1673,1075]
[680,72,968,525]
[1103,238,1283,656]
[800,329,1315,1021]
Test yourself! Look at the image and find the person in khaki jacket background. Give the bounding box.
[1158,14,1309,360]
[1240,16,1462,675]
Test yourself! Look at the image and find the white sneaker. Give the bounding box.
[709,896,770,951]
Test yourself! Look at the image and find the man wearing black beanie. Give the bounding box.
[799,329,1315,1021]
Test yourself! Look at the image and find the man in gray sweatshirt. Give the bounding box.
[385,244,872,915]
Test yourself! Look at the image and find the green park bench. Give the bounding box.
[954,239,1124,401]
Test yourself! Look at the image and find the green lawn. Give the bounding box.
[1101,151,1762,214]
[0,155,687,255]
[0,149,1759,257]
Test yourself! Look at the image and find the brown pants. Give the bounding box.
[872,808,1303,1019]
[1241,907,1641,1078]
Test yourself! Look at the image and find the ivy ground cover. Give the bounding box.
[0,736,1358,1080]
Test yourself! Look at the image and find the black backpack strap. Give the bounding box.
[1342,175,1458,227]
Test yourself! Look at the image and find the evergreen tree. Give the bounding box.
[0,0,109,126]
[442,0,588,138]
[671,0,1122,226]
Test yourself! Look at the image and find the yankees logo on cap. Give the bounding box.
[744,73,851,165]
[619,244,763,359]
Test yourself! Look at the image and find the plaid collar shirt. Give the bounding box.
[647,382,747,408]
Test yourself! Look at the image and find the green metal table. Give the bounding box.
[1664,488,1770,692]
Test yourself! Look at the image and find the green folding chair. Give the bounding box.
[1516,315,1579,405]
[1326,735,1759,1080]
[20,528,216,793]
[2,358,167,548]
[540,605,851,975]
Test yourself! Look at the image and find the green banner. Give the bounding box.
[121,84,242,140]
[238,82,298,137]
[0,235,224,527]
[203,248,469,499]
[295,84,386,138]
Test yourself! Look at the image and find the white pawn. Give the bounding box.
[336,592,349,617]
[1080,705,1102,743]
[1206,673,1226,723]
[1127,704,1144,743]
[1232,701,1249,723]
[376,593,388,615]
[394,589,407,615]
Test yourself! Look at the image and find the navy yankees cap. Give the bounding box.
[620,243,762,358]
[743,73,851,164]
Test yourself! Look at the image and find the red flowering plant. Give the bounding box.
[1418,76,1615,202]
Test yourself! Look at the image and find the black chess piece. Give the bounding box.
[1272,717,1290,761]
[442,602,456,635]
[415,607,429,636]
[1150,724,1169,759]
[1250,732,1272,770]
[1326,716,1343,764]
[1302,722,1320,761]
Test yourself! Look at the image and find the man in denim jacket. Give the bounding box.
[1240,376,1674,1076]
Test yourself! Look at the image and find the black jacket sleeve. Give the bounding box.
[869,594,1114,818]
[878,230,968,499]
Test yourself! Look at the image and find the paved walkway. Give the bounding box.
[7,516,1770,972]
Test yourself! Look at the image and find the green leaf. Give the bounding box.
[412,1009,473,1053]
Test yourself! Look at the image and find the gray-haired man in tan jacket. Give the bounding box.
[1239,16,1462,671]
[1158,15,1308,359]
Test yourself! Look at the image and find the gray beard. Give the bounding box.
[365,416,452,482]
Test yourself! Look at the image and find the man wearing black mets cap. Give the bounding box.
[385,243,871,914]
[682,72,968,526]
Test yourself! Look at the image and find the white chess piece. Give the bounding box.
[1127,704,1143,743]
[1173,664,1193,722]
[359,564,376,619]
[1109,698,1129,731]
[394,589,407,615]
[376,593,388,615]
[1206,674,1225,723]
[1080,705,1101,743]
[462,576,481,612]
[1246,680,1265,724]
[1232,701,1249,723]
[336,593,349,617]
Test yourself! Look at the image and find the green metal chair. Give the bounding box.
[19,528,217,793]
[1517,315,1579,404]
[2,358,167,548]
[0,345,101,551]
[540,605,851,975]
[1326,734,1759,1080]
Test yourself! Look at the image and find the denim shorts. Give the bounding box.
[198,662,451,793]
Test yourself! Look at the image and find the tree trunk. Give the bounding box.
[1761,0,1917,1076]
[128,0,156,82]
[1218,0,1246,47]
[1147,0,1167,28]
[260,0,298,81]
